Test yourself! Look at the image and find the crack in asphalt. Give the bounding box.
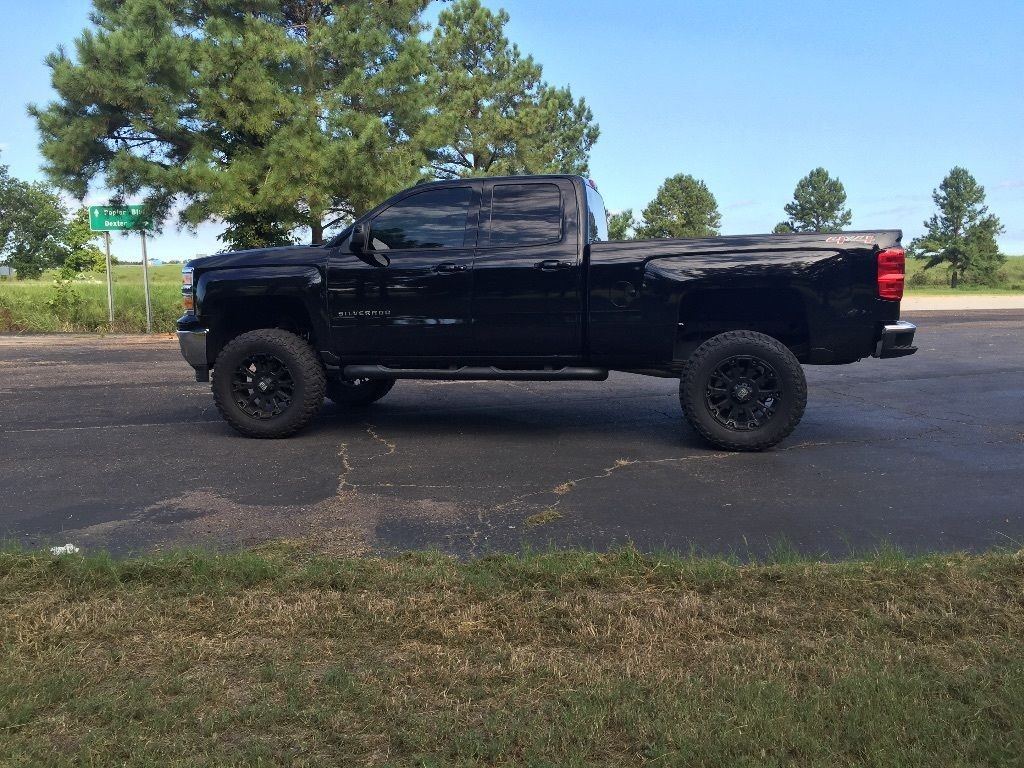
[363,424,397,461]
[337,442,355,492]
[778,424,950,451]
[489,450,740,521]
[337,425,397,491]
[352,483,528,490]
[480,423,961,540]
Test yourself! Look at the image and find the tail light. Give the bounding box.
[182,266,195,313]
[877,248,905,301]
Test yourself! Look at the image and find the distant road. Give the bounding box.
[902,294,1024,310]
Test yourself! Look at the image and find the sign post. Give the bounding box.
[88,205,155,332]
[103,232,113,324]
[140,231,152,334]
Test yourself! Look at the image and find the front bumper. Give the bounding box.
[873,321,918,359]
[177,328,210,381]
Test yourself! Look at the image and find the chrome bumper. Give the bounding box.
[874,321,918,359]
[176,329,210,381]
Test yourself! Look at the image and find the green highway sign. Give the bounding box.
[88,205,153,232]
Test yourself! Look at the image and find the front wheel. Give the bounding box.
[212,328,326,438]
[680,330,807,452]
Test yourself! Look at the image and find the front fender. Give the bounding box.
[195,264,330,361]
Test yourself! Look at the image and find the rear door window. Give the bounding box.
[487,183,563,247]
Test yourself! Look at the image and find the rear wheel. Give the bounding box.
[680,330,806,451]
[326,377,395,407]
[212,329,325,438]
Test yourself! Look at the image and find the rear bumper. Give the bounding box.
[873,321,917,359]
[176,328,210,381]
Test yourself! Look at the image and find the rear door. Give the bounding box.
[469,178,584,358]
[328,183,479,360]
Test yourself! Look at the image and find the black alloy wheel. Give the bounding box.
[680,330,807,451]
[704,354,781,432]
[232,353,295,420]
[212,328,326,438]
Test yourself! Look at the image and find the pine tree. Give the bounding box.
[31,0,432,248]
[608,209,636,240]
[910,167,1005,288]
[636,175,721,239]
[775,167,852,233]
[423,0,598,179]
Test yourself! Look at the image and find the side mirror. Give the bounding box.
[350,223,390,268]
[349,223,368,254]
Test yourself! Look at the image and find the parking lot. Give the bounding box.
[1,310,1021,558]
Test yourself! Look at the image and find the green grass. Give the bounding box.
[0,263,184,333]
[905,254,1024,294]
[2,545,1023,766]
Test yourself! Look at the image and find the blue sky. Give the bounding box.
[1,0,1022,262]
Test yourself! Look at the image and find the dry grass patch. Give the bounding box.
[2,546,1023,766]
[525,509,564,527]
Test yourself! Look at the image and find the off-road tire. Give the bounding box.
[680,330,806,452]
[212,328,326,438]
[326,377,395,407]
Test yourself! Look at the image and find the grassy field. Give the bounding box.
[2,545,1023,766]
[0,263,184,333]
[905,254,1024,293]
[0,257,1021,334]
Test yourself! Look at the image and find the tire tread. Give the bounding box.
[212,328,326,438]
[680,330,807,451]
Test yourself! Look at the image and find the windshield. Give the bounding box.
[585,182,609,243]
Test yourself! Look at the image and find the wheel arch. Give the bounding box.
[196,266,329,366]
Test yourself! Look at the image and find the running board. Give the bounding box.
[342,365,609,382]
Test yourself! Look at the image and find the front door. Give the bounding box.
[469,179,584,358]
[328,184,479,361]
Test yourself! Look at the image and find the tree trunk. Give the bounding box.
[311,221,324,245]
[950,270,959,289]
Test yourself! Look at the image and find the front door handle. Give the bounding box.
[535,259,574,271]
[435,262,469,273]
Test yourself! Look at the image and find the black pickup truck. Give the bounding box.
[177,174,916,450]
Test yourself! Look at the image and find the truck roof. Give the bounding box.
[417,173,583,183]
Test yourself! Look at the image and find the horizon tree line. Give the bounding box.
[609,166,1006,288]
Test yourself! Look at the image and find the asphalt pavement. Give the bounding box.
[1,310,1021,558]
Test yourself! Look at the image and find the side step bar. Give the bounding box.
[342,365,609,382]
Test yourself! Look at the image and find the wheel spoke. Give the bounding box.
[705,354,781,433]
[232,353,295,421]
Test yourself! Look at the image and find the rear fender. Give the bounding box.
[642,251,847,363]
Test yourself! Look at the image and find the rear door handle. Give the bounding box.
[435,262,469,273]
[535,259,574,271]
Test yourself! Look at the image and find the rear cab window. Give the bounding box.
[584,181,608,243]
